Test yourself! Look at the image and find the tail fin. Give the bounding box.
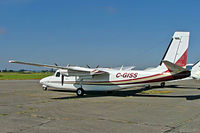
[160,32,190,67]
[191,61,200,80]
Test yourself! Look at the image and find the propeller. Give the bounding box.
[86,65,91,68]
[87,65,99,68]
[61,75,64,86]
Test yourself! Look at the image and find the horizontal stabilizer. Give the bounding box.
[162,60,188,73]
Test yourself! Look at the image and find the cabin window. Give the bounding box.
[56,72,60,77]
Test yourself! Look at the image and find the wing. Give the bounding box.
[9,60,108,76]
[9,60,67,69]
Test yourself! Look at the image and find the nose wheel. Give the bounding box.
[42,85,48,91]
[76,88,85,96]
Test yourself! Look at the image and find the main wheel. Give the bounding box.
[145,84,150,89]
[76,88,85,96]
[161,82,165,88]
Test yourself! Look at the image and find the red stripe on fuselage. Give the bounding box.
[89,70,170,84]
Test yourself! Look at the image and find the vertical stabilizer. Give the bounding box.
[160,32,190,67]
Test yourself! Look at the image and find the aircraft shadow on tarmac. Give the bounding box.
[50,85,200,101]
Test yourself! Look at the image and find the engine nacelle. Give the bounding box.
[59,69,91,77]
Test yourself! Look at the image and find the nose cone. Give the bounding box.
[40,78,46,84]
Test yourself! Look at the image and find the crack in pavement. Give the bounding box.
[97,117,171,130]
[164,112,200,133]
[18,119,54,132]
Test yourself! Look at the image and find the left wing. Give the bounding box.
[9,60,67,69]
[9,60,108,76]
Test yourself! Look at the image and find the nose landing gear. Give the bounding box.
[42,85,48,91]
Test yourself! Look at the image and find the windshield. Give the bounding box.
[55,72,60,77]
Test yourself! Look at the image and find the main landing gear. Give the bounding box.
[160,82,165,88]
[145,84,151,89]
[76,88,85,96]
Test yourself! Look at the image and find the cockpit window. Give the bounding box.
[56,72,60,77]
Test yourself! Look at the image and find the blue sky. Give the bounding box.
[0,0,200,70]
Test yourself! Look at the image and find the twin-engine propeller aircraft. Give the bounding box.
[10,31,199,96]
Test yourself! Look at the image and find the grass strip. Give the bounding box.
[0,72,53,80]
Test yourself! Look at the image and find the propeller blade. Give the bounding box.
[86,65,91,68]
[61,75,64,86]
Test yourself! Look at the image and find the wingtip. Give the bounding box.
[9,60,15,63]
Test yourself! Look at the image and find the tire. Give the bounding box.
[76,88,84,96]
[145,84,150,89]
[42,87,47,91]
[161,82,165,88]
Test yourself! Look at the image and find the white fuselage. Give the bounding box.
[39,66,190,91]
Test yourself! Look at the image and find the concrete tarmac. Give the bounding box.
[0,80,200,133]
